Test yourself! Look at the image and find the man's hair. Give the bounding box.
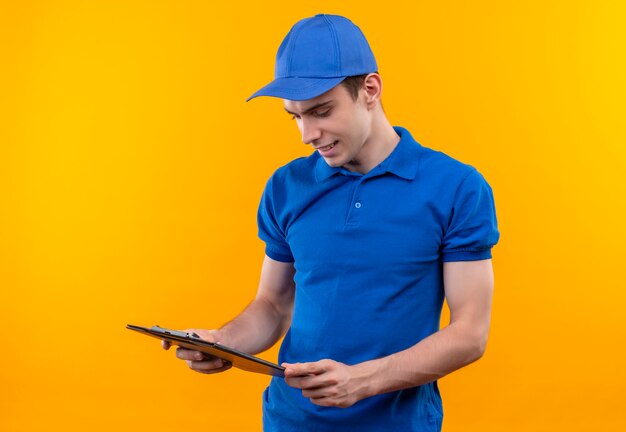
[341,74,372,100]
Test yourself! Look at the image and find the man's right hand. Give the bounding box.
[161,328,233,374]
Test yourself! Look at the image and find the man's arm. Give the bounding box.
[283,259,494,407]
[220,254,296,353]
[163,255,296,373]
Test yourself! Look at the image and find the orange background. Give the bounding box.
[1,1,625,431]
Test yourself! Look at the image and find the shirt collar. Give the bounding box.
[314,126,421,182]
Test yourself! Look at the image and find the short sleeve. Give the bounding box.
[441,169,500,262]
[257,176,295,263]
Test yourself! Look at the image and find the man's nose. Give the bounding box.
[300,119,322,145]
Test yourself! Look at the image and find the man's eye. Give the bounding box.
[313,110,331,118]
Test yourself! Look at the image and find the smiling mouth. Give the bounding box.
[317,141,337,151]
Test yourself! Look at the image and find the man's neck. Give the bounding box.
[343,117,400,175]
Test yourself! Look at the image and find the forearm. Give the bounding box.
[361,260,494,396]
[219,295,292,355]
[358,321,487,398]
[282,261,494,408]
[213,255,295,355]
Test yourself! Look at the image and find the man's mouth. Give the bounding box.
[317,141,337,151]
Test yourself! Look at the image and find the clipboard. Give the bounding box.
[127,324,285,377]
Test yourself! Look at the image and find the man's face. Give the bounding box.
[283,84,371,171]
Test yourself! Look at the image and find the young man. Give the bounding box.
[165,14,499,431]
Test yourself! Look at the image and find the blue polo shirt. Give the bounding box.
[257,126,499,432]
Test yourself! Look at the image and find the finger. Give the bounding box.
[187,358,233,374]
[283,362,327,377]
[187,357,224,370]
[161,340,171,350]
[302,386,328,399]
[302,385,339,399]
[176,347,210,361]
[308,396,345,408]
[200,361,232,374]
[286,373,334,390]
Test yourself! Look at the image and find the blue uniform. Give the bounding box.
[257,126,499,431]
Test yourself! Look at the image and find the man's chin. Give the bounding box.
[321,156,344,167]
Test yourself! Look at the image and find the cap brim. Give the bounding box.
[246,76,346,102]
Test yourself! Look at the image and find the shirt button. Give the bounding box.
[354,202,362,209]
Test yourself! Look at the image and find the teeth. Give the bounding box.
[320,141,336,151]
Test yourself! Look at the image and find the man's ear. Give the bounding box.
[362,73,383,107]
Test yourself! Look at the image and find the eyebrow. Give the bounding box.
[284,100,333,116]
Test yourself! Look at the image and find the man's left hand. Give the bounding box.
[282,359,372,408]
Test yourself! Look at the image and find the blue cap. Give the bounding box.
[247,14,378,102]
